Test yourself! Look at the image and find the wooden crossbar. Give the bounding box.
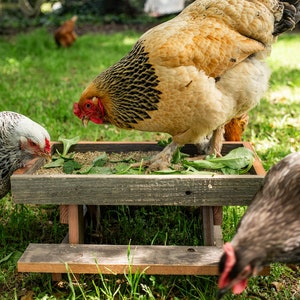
[18,244,223,275]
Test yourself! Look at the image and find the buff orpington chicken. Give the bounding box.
[0,111,51,198]
[74,0,300,170]
[218,151,300,298]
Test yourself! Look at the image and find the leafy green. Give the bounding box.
[44,157,65,168]
[183,147,255,174]
[92,153,108,167]
[44,140,255,175]
[43,136,81,173]
[63,160,82,174]
[58,136,80,156]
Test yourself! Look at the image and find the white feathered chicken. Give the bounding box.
[218,152,300,298]
[0,111,51,198]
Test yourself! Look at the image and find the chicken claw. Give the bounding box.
[131,141,179,171]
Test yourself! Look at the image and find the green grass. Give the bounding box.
[0,28,300,299]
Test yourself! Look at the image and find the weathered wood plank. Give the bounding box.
[11,174,263,205]
[18,243,270,276]
[242,142,266,176]
[18,244,222,275]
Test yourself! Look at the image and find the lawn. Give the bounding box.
[0,26,299,299]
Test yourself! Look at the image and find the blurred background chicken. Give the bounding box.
[74,0,300,171]
[54,15,78,47]
[0,111,51,199]
[218,151,300,298]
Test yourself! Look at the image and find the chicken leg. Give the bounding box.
[199,126,225,157]
[132,126,225,171]
[131,140,179,171]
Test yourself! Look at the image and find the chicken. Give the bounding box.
[0,111,51,199]
[73,0,300,171]
[224,113,249,141]
[224,0,300,142]
[218,152,300,298]
[54,15,78,48]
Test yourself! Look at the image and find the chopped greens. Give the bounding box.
[43,137,255,175]
[44,136,82,174]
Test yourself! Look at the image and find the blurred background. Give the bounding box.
[0,0,197,34]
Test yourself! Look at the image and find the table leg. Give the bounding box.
[202,207,214,246]
[68,205,84,244]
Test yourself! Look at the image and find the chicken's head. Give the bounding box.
[16,116,51,161]
[73,96,105,126]
[217,242,257,299]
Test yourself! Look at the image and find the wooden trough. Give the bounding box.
[11,141,267,277]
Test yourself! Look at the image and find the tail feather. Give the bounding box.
[273,1,300,35]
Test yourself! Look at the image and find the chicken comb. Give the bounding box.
[45,138,51,154]
[218,242,236,288]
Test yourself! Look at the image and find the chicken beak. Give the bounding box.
[41,152,52,162]
[82,116,90,127]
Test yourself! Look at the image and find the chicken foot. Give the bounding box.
[187,126,225,162]
[131,140,179,171]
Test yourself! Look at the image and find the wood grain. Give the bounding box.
[11,174,264,205]
[18,243,223,275]
[18,243,270,276]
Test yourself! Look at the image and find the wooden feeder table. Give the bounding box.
[11,142,268,278]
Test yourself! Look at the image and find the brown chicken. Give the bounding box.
[54,15,78,48]
[218,151,300,298]
[224,113,249,141]
[74,0,300,171]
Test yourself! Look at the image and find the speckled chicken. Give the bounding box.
[0,111,51,198]
[74,0,300,170]
[218,152,300,298]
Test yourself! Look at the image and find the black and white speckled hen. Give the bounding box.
[218,152,300,298]
[0,111,51,198]
[74,0,300,170]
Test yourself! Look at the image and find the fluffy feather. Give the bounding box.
[218,152,300,298]
[0,111,51,198]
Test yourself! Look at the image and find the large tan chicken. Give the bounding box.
[74,0,300,170]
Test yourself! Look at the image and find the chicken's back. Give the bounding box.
[232,152,300,263]
[141,0,281,75]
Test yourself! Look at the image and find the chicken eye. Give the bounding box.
[28,140,37,147]
[85,102,93,110]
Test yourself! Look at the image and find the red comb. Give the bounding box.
[45,138,51,154]
[218,242,236,288]
[73,102,81,118]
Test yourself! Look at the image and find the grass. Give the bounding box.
[0,27,300,299]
